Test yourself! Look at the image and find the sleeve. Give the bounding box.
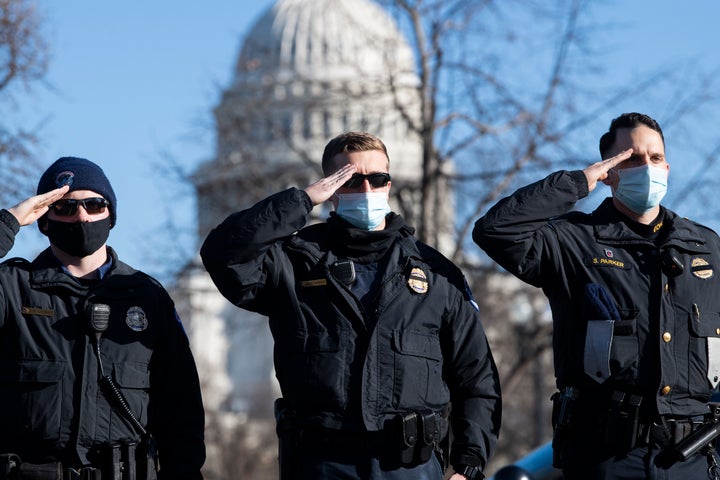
[199,188,313,313]
[0,209,20,258]
[149,304,206,480]
[471,170,587,287]
[442,277,502,472]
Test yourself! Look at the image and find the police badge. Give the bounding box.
[125,306,148,332]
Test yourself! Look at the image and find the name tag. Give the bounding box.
[21,306,54,317]
[300,279,327,288]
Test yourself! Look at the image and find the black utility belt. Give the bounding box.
[0,441,157,480]
[0,455,98,480]
[299,410,445,467]
[552,386,713,452]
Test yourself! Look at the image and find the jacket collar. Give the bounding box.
[29,246,134,293]
[592,198,708,250]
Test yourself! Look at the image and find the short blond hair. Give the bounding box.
[321,132,389,175]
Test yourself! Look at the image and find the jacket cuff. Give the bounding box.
[0,209,20,234]
[297,188,313,214]
[568,170,589,199]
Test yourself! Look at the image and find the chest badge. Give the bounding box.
[691,257,714,280]
[126,306,148,332]
[407,267,429,294]
[604,248,614,258]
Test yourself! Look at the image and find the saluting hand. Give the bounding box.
[583,148,633,193]
[7,185,70,226]
[303,164,357,206]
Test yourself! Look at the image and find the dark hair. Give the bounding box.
[599,112,665,159]
[321,132,389,175]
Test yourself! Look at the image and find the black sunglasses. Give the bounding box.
[342,173,391,189]
[50,198,110,216]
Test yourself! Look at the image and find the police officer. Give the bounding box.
[0,157,205,479]
[473,113,720,479]
[201,132,501,480]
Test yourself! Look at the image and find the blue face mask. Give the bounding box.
[335,192,391,230]
[614,164,668,214]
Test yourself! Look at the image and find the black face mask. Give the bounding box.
[44,217,111,257]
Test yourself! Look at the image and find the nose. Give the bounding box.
[359,178,373,192]
[75,205,95,222]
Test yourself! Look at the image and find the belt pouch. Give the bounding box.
[606,391,642,452]
[79,468,100,480]
[104,443,122,480]
[396,412,418,466]
[605,390,625,448]
[17,462,62,480]
[123,442,137,480]
[136,440,157,480]
[417,410,437,463]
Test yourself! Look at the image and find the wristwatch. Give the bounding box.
[458,464,484,480]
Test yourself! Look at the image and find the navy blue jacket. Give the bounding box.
[0,209,205,479]
[201,188,501,470]
[473,170,720,418]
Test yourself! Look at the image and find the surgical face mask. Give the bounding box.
[335,192,391,230]
[45,217,111,257]
[613,164,668,214]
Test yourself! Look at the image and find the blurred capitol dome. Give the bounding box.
[194,0,422,239]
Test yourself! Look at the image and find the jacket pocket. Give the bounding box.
[688,306,720,392]
[0,360,65,441]
[281,329,348,410]
[608,314,639,382]
[110,361,150,429]
[584,312,639,384]
[391,329,446,409]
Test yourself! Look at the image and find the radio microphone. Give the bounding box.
[86,302,111,344]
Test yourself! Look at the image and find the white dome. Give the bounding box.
[196,0,425,239]
[236,0,416,83]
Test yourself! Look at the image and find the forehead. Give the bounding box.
[613,125,665,153]
[332,150,389,172]
[61,189,104,200]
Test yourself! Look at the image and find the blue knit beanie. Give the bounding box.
[37,157,117,228]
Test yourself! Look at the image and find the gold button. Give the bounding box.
[661,386,671,395]
[662,332,672,342]
[664,283,669,292]
[717,328,720,335]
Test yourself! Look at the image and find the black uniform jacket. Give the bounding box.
[0,210,205,479]
[473,170,720,418]
[201,188,501,470]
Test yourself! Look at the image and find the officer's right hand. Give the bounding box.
[303,164,357,206]
[583,148,633,192]
[7,185,70,226]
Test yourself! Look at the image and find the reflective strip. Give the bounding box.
[584,320,614,383]
[707,337,720,388]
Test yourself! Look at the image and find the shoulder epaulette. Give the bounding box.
[1,257,31,266]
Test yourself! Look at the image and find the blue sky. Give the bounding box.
[10,0,720,282]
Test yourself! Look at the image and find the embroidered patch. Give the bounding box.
[300,279,327,287]
[126,306,148,332]
[55,171,75,188]
[691,257,714,279]
[407,267,429,294]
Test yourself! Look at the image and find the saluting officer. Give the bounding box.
[201,132,501,480]
[473,112,720,479]
[0,157,205,479]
